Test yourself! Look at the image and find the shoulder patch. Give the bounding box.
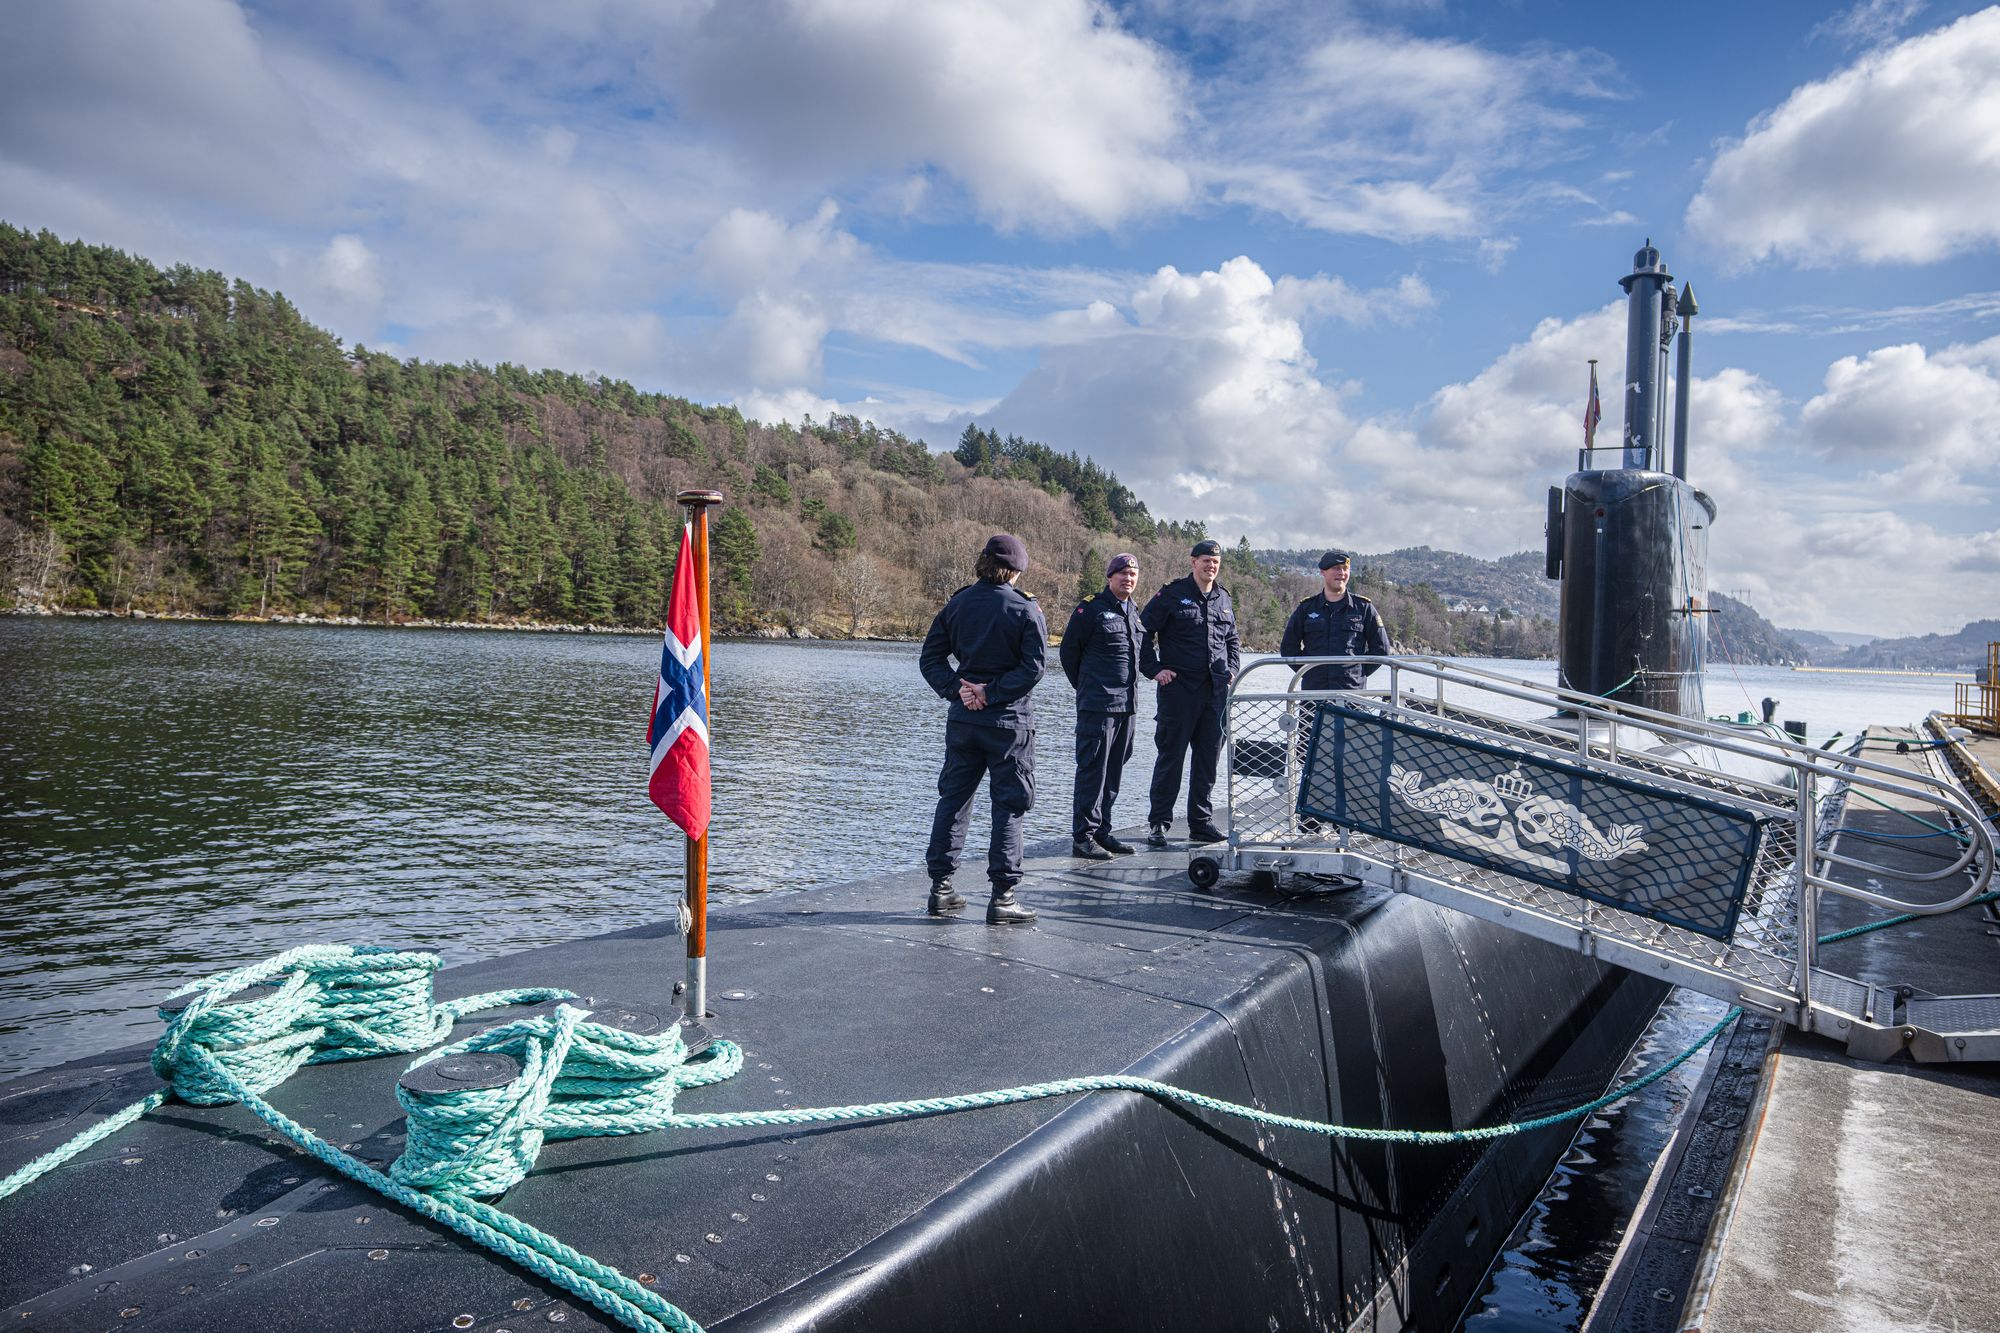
[1353,593,1373,603]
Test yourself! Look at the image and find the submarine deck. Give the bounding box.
[1606,727,2000,1333]
[0,821,1660,1333]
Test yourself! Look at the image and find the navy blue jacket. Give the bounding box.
[1140,576,1240,683]
[1059,587,1141,713]
[1280,591,1390,690]
[920,580,1048,729]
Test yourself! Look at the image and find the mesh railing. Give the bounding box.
[1222,656,1992,1019]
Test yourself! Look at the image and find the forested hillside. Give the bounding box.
[1819,620,1997,672]
[1260,545,1810,665]
[0,223,1588,659]
[0,224,1220,638]
[1708,593,1811,666]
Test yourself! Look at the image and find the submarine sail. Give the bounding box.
[1550,241,1716,718]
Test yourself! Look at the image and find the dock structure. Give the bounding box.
[1589,726,2000,1333]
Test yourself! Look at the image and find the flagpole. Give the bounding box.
[677,488,724,1020]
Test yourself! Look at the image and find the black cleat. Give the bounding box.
[927,879,967,916]
[1147,823,1171,848]
[1187,823,1225,845]
[1094,833,1136,855]
[986,889,1037,925]
[1071,838,1114,860]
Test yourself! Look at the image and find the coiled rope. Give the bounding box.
[393,1004,744,1197]
[0,945,567,1201]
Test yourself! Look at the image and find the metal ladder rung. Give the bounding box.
[1807,969,1905,1060]
[1906,995,2000,1062]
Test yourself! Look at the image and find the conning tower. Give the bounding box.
[1548,241,1714,718]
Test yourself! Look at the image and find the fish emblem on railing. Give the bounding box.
[1516,795,1648,859]
[1385,766,1506,830]
[1387,763,1647,866]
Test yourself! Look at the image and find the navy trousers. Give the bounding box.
[1147,674,1226,829]
[926,719,1036,887]
[1071,710,1136,840]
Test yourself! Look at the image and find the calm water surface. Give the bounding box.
[0,619,1962,1328]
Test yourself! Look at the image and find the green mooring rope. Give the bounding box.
[393,1003,744,1197]
[0,944,567,1202]
[2,948,1747,1333]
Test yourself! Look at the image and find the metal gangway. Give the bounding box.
[1201,656,1997,1063]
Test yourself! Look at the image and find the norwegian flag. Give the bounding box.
[1583,362,1603,447]
[647,524,711,839]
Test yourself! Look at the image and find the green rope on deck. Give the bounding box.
[4,947,1748,1333]
[381,1001,1735,1168]
[1844,785,1973,845]
[653,1006,1738,1145]
[392,1003,743,1197]
[0,945,567,1201]
[1815,891,2000,947]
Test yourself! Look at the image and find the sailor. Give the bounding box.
[1059,552,1142,860]
[918,532,1048,925]
[1140,538,1240,847]
[1280,550,1390,690]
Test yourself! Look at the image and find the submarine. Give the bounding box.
[0,243,1719,1333]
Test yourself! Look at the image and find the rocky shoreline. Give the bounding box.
[2,602,919,643]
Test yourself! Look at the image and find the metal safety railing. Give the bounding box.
[1949,642,1998,736]
[1208,656,1994,1054]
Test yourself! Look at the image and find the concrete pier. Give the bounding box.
[1655,728,2000,1333]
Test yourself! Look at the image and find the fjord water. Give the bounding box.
[0,619,1963,1329]
[1,617,1956,1069]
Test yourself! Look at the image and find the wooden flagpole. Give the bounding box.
[677,488,723,1019]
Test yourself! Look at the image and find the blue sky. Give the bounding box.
[3,0,1997,635]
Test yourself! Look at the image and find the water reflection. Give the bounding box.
[0,617,1954,1080]
[0,619,1151,1072]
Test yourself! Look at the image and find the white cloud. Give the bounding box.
[1315,304,1999,635]
[670,0,1192,233]
[1709,506,2000,637]
[1800,335,2000,498]
[735,387,848,429]
[1200,25,1620,241]
[981,256,1356,539]
[1688,8,2000,266]
[1348,305,1628,524]
[1811,0,1930,48]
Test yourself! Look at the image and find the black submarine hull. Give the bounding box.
[0,847,1662,1333]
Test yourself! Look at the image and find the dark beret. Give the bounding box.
[982,532,1028,571]
[1190,539,1222,557]
[1318,550,1352,570]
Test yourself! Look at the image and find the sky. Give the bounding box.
[2,0,1997,637]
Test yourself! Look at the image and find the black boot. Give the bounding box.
[1071,837,1113,860]
[1187,822,1225,845]
[1094,832,1136,855]
[1147,823,1171,848]
[986,887,1037,925]
[928,878,966,916]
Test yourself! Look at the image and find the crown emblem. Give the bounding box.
[1494,764,1534,803]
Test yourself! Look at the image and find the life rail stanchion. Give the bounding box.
[677,489,724,1022]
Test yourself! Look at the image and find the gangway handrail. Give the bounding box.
[1229,654,1993,916]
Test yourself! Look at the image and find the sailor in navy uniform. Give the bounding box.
[918,532,1048,925]
[1280,549,1389,689]
[1139,538,1240,846]
[1059,552,1143,860]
